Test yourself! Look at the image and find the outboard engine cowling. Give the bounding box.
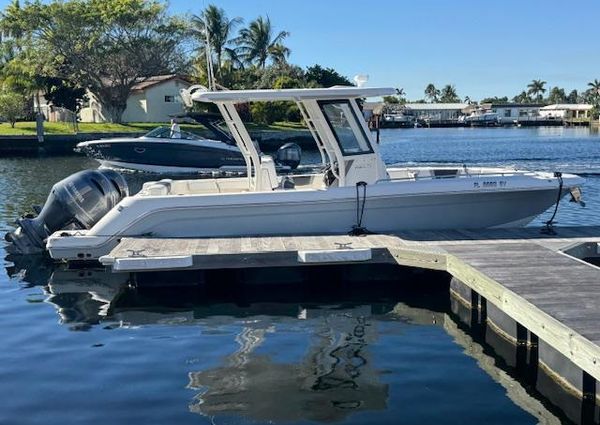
[5,169,128,255]
[275,142,302,170]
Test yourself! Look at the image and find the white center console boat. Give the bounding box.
[5,86,584,262]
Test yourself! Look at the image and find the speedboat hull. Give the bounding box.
[46,169,583,261]
[77,138,245,173]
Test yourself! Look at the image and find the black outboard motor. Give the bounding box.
[275,142,302,170]
[5,169,128,255]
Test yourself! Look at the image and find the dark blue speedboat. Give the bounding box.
[75,113,246,173]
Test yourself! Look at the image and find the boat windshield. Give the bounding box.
[318,100,373,156]
[144,126,202,140]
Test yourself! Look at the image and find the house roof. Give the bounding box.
[131,74,190,92]
[362,101,384,110]
[540,104,593,111]
[482,103,544,108]
[193,86,395,103]
[403,103,468,110]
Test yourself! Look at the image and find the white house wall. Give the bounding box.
[121,92,148,122]
[490,106,541,124]
[79,91,105,123]
[79,79,190,123]
[131,79,189,122]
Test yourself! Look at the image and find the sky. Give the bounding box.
[2,0,599,101]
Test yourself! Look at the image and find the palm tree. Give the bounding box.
[547,86,566,104]
[440,84,459,103]
[513,91,530,103]
[527,79,546,102]
[566,89,579,104]
[268,43,290,67]
[424,83,439,103]
[588,79,600,97]
[236,16,289,68]
[191,5,242,77]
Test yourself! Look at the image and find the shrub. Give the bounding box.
[250,101,284,125]
[0,89,26,127]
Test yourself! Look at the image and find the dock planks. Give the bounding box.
[103,226,600,381]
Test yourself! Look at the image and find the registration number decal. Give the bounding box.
[473,180,507,188]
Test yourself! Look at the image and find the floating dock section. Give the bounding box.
[99,226,600,422]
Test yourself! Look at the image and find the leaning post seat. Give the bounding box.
[259,155,279,191]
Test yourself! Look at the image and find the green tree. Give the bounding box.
[513,91,531,103]
[440,84,460,103]
[480,96,509,104]
[0,87,25,127]
[566,89,579,104]
[587,79,600,119]
[273,75,301,89]
[588,79,600,95]
[236,16,289,68]
[250,101,284,125]
[271,75,302,122]
[2,0,188,123]
[191,4,242,78]
[305,64,351,87]
[527,79,546,102]
[587,79,600,104]
[547,87,566,104]
[41,77,87,112]
[246,63,305,89]
[268,43,290,67]
[424,83,439,103]
[0,0,24,69]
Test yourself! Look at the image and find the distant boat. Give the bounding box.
[381,112,414,128]
[462,110,500,127]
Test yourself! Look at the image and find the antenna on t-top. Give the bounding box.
[204,17,216,91]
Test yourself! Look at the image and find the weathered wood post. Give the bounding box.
[35,112,44,144]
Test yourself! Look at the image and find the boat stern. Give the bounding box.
[46,230,118,261]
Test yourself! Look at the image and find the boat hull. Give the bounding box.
[47,182,572,261]
[78,139,245,172]
[108,188,562,236]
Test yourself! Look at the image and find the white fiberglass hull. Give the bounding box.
[46,170,582,261]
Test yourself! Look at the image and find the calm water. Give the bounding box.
[1,126,599,424]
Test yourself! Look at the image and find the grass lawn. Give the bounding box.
[246,121,307,131]
[0,122,165,135]
[0,120,307,136]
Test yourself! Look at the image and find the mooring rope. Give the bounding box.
[349,181,371,236]
[541,172,563,235]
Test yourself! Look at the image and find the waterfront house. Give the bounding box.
[361,102,384,121]
[402,103,469,124]
[539,104,593,120]
[79,74,191,123]
[479,103,543,125]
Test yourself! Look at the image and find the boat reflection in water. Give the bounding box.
[4,257,569,424]
[187,304,392,422]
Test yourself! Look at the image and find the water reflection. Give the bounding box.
[4,258,442,421]
[6,254,127,329]
[3,257,572,424]
[187,305,391,422]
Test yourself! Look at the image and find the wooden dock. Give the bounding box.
[100,226,600,387]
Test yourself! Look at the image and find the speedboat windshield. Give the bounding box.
[144,126,201,140]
